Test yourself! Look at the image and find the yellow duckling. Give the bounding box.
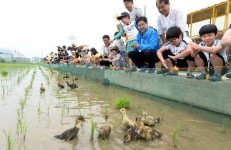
[55,116,85,141]
[40,83,45,92]
[97,115,111,140]
[142,111,160,127]
[120,108,136,129]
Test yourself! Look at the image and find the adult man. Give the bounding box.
[123,0,143,22]
[99,35,113,66]
[117,0,143,31]
[156,0,189,44]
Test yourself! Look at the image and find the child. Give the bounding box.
[157,26,195,78]
[81,46,91,64]
[109,46,125,70]
[191,24,229,81]
[113,12,138,68]
[113,31,126,63]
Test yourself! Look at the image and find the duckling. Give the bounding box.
[74,77,78,80]
[120,108,136,129]
[40,83,45,92]
[135,117,162,141]
[55,116,85,141]
[58,83,65,89]
[123,127,141,143]
[142,111,160,127]
[97,115,111,140]
[63,74,70,79]
[66,81,78,89]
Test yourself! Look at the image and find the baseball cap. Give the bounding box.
[117,12,130,20]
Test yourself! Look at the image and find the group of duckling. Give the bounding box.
[120,108,162,143]
[55,115,111,141]
[58,74,78,89]
[54,108,162,144]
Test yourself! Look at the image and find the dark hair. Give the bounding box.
[136,16,148,24]
[90,48,98,55]
[114,31,121,39]
[156,0,170,6]
[166,26,183,40]
[102,35,110,40]
[123,0,133,3]
[199,24,218,36]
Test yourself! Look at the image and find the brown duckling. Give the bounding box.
[123,127,141,143]
[74,77,78,80]
[120,108,136,129]
[142,111,160,127]
[97,115,111,140]
[135,117,162,141]
[66,81,78,89]
[58,83,65,89]
[40,83,45,92]
[55,116,85,141]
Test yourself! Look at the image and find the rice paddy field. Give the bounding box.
[0,63,231,150]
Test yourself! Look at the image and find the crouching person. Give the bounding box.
[191,24,229,81]
[109,46,125,70]
[129,16,160,73]
[157,26,195,77]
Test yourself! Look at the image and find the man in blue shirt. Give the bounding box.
[129,16,160,73]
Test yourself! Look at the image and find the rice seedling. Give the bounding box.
[115,96,131,109]
[90,118,97,141]
[21,122,28,142]
[3,129,15,150]
[172,122,183,149]
[222,118,230,134]
[2,71,8,77]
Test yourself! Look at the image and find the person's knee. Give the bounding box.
[128,51,135,58]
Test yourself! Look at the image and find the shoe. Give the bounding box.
[156,69,169,74]
[124,67,137,72]
[209,74,221,81]
[138,66,148,73]
[186,73,194,78]
[164,71,178,76]
[147,69,155,73]
[195,73,207,80]
[226,70,231,78]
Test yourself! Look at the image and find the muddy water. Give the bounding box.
[0,65,231,150]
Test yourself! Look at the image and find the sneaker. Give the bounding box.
[209,74,221,81]
[226,70,231,78]
[124,67,137,72]
[164,71,178,76]
[156,69,169,74]
[138,66,148,73]
[195,73,207,80]
[186,73,194,78]
[147,69,155,73]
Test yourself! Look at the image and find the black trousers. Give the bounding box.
[128,50,159,68]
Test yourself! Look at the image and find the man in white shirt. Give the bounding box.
[123,0,143,22]
[117,0,143,31]
[99,35,113,66]
[156,0,189,44]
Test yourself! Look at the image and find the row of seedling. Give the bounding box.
[38,67,50,85]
